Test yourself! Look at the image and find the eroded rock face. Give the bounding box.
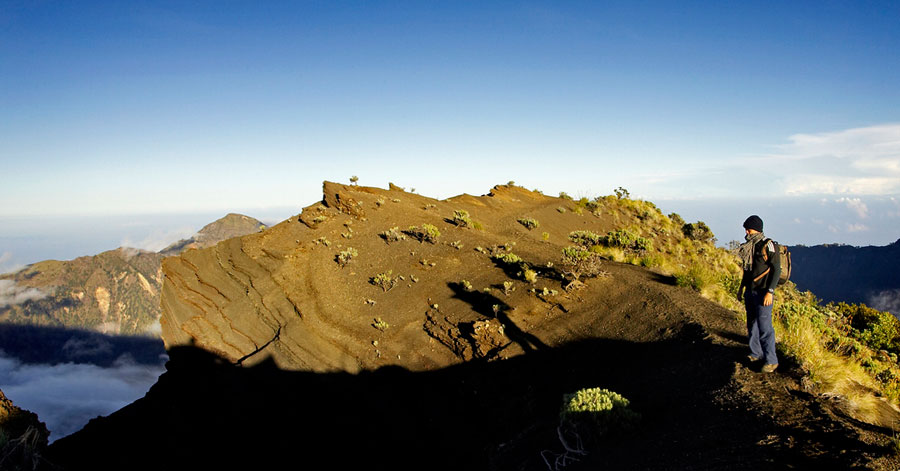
[158,181,680,373]
[159,181,559,372]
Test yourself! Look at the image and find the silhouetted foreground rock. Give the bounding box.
[0,389,50,470]
[46,331,890,471]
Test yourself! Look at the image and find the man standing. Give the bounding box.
[737,215,782,373]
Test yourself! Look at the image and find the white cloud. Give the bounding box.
[836,197,869,219]
[0,280,48,307]
[868,289,900,317]
[846,223,869,233]
[120,226,196,252]
[785,176,900,196]
[0,352,164,442]
[770,124,900,196]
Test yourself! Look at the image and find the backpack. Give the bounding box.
[760,238,792,286]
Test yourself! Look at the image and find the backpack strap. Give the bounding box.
[760,238,772,262]
[753,238,775,283]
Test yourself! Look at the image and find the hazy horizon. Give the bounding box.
[1,190,898,276]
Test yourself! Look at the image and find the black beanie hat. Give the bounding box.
[743,215,764,232]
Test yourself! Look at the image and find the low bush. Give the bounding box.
[335,248,358,268]
[518,217,540,230]
[370,271,398,292]
[452,209,474,228]
[602,229,651,253]
[682,221,716,244]
[560,246,605,282]
[568,230,603,247]
[560,387,640,435]
[379,227,407,244]
[405,224,441,243]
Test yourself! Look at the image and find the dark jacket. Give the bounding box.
[741,238,782,293]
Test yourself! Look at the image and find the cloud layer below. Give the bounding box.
[0,353,165,441]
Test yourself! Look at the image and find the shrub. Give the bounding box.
[559,192,573,200]
[682,221,716,244]
[560,387,640,435]
[372,318,389,331]
[568,230,603,247]
[492,252,524,265]
[379,227,407,244]
[601,229,652,254]
[614,187,630,199]
[831,302,900,354]
[452,210,474,228]
[370,271,398,292]
[674,264,715,291]
[517,217,540,230]
[335,248,358,267]
[668,212,685,227]
[542,232,550,241]
[406,224,441,243]
[560,246,605,282]
[521,268,538,284]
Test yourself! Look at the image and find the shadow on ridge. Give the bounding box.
[44,328,878,471]
[447,281,548,353]
[0,323,166,367]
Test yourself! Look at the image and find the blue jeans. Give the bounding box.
[744,290,778,365]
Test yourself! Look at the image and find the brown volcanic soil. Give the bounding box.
[46,183,900,470]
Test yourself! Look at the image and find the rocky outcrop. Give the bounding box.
[0,389,50,469]
[157,181,671,373]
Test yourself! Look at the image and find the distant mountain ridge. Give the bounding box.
[0,213,266,338]
[788,239,900,315]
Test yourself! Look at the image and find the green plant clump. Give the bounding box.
[560,387,640,434]
[379,227,407,244]
[370,271,398,292]
[568,230,603,247]
[452,210,474,228]
[560,246,604,282]
[335,248,358,267]
[517,217,540,230]
[682,221,716,244]
[602,229,651,253]
[831,302,900,354]
[406,224,441,243]
[674,264,716,291]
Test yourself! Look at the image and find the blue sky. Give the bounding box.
[2,1,900,270]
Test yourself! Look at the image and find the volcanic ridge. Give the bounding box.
[41,182,900,470]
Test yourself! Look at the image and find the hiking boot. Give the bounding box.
[761,363,778,373]
[747,355,761,363]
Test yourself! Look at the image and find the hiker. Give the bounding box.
[737,215,782,373]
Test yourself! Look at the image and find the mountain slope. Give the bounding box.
[0,214,265,338]
[42,182,900,470]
